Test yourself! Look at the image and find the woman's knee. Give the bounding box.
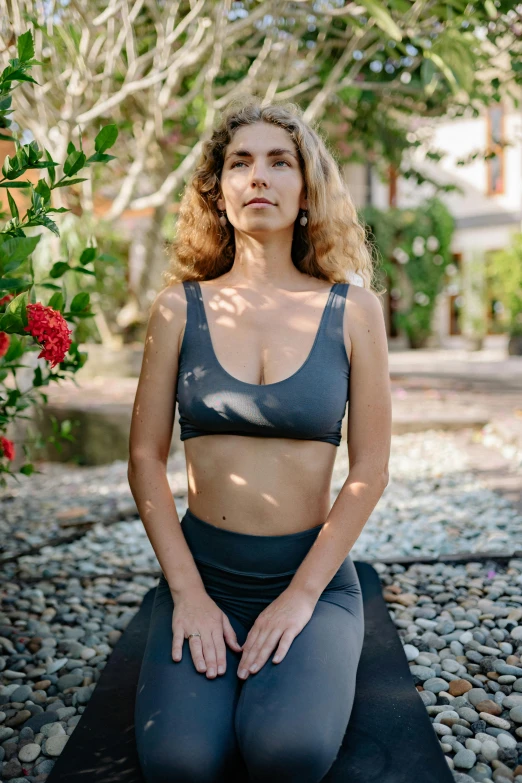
[137,735,233,783]
[239,724,340,783]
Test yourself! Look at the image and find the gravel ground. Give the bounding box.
[1,429,522,782]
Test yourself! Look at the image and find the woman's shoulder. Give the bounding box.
[148,283,189,333]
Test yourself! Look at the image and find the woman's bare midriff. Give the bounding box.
[183,434,338,536]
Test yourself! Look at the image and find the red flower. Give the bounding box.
[23,302,73,368]
[0,294,13,307]
[0,332,9,357]
[1,436,15,461]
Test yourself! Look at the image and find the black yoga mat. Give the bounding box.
[46,561,454,783]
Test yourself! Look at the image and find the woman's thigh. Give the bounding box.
[134,575,249,783]
[235,576,365,783]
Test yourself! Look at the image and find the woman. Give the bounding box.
[129,96,392,783]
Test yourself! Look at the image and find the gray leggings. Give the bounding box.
[134,508,365,783]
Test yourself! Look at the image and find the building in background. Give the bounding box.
[344,95,522,347]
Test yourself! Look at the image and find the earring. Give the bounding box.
[219,210,228,227]
[299,210,308,227]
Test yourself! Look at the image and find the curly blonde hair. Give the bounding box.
[162,95,381,292]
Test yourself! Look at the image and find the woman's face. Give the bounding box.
[217,122,307,236]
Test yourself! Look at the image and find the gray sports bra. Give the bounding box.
[176,280,350,446]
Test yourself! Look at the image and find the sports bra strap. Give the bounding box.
[183,279,205,328]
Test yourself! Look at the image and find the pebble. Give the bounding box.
[453,748,476,769]
[44,735,69,756]
[479,713,512,730]
[18,743,41,762]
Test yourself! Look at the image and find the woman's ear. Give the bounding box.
[217,196,225,211]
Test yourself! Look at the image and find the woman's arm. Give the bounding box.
[127,284,205,598]
[287,284,392,599]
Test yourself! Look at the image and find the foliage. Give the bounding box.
[486,233,522,337]
[0,30,118,486]
[3,1,520,336]
[360,197,455,347]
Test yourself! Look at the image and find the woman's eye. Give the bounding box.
[230,160,289,168]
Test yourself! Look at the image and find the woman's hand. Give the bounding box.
[171,589,243,678]
[237,588,318,679]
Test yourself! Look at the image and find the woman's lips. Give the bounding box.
[246,202,274,207]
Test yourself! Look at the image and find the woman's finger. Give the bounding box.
[238,626,273,677]
[245,628,284,674]
[200,630,218,678]
[248,629,288,673]
[222,613,243,653]
[172,623,184,662]
[272,628,295,663]
[211,627,227,676]
[241,623,261,658]
[188,633,207,673]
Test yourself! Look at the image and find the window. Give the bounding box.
[486,104,505,196]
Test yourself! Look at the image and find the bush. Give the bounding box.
[0,30,118,486]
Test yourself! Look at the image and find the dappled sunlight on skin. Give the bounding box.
[184,435,336,534]
[260,492,279,507]
[157,302,176,323]
[200,283,337,386]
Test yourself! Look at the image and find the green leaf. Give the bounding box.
[5,289,28,313]
[2,333,24,362]
[48,291,65,311]
[1,289,28,328]
[0,181,31,188]
[37,214,60,236]
[357,0,402,41]
[0,277,28,289]
[35,178,51,203]
[2,68,28,83]
[44,148,56,187]
[79,247,97,265]
[0,312,25,333]
[70,292,90,312]
[35,160,59,170]
[6,72,38,86]
[63,310,94,320]
[49,261,71,279]
[6,189,19,220]
[386,0,410,11]
[424,51,458,94]
[86,152,117,164]
[94,125,118,153]
[0,235,40,266]
[63,149,86,178]
[17,31,35,63]
[53,178,88,188]
[71,267,96,276]
[484,0,497,17]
